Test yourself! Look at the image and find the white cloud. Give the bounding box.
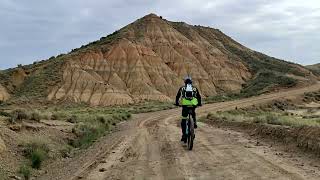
[0,0,319,69]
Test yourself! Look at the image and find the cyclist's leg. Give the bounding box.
[181,106,188,141]
[191,107,197,128]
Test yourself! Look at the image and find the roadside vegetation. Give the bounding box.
[205,109,320,128]
[22,140,49,169]
[11,139,50,179]
[202,92,320,155]
[0,99,176,179]
[204,90,320,128]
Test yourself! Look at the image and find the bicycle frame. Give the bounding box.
[185,111,192,134]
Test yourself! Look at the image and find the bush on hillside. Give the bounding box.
[0,110,11,117]
[23,141,49,169]
[240,71,297,97]
[30,111,41,122]
[18,164,31,180]
[70,123,107,148]
[67,115,78,123]
[10,109,30,123]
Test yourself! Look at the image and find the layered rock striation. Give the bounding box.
[48,14,251,105]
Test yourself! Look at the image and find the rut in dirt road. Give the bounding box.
[39,83,320,180]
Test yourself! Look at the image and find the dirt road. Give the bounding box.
[39,83,320,180]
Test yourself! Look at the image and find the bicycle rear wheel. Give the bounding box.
[187,118,195,150]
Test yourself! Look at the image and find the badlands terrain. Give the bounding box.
[0,14,319,179]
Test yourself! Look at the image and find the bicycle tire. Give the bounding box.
[187,117,195,150]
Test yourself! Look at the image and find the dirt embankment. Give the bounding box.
[205,118,320,155]
[204,89,320,156]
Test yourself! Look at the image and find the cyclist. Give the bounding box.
[175,76,202,142]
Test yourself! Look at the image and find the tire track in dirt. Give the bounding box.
[80,114,170,179]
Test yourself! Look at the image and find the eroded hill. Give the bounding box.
[0,13,317,106]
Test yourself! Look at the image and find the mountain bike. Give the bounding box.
[175,104,197,150]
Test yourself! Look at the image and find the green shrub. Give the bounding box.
[253,116,266,124]
[30,112,41,122]
[240,71,297,97]
[40,113,50,120]
[60,145,73,158]
[111,112,132,122]
[10,109,30,123]
[206,113,214,119]
[266,114,281,125]
[67,115,77,123]
[31,149,47,169]
[14,109,30,120]
[23,141,49,169]
[125,112,132,119]
[18,164,31,180]
[111,114,121,121]
[51,112,66,120]
[0,110,10,117]
[119,113,127,121]
[51,114,58,120]
[96,116,106,124]
[71,123,107,148]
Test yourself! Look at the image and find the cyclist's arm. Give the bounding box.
[175,87,182,105]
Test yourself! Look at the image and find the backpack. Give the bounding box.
[182,84,196,100]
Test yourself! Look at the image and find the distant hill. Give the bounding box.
[0,13,317,106]
[306,63,320,76]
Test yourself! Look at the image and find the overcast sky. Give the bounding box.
[0,0,319,69]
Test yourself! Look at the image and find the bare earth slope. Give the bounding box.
[1,13,317,106]
[47,14,252,105]
[38,83,320,180]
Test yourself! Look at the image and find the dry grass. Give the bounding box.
[18,164,31,180]
[207,110,320,128]
[22,139,49,169]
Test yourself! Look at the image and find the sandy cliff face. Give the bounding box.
[47,14,251,105]
[11,68,27,87]
[0,85,10,101]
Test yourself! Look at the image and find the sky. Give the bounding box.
[0,0,319,69]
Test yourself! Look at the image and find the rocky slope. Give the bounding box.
[0,14,317,106]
